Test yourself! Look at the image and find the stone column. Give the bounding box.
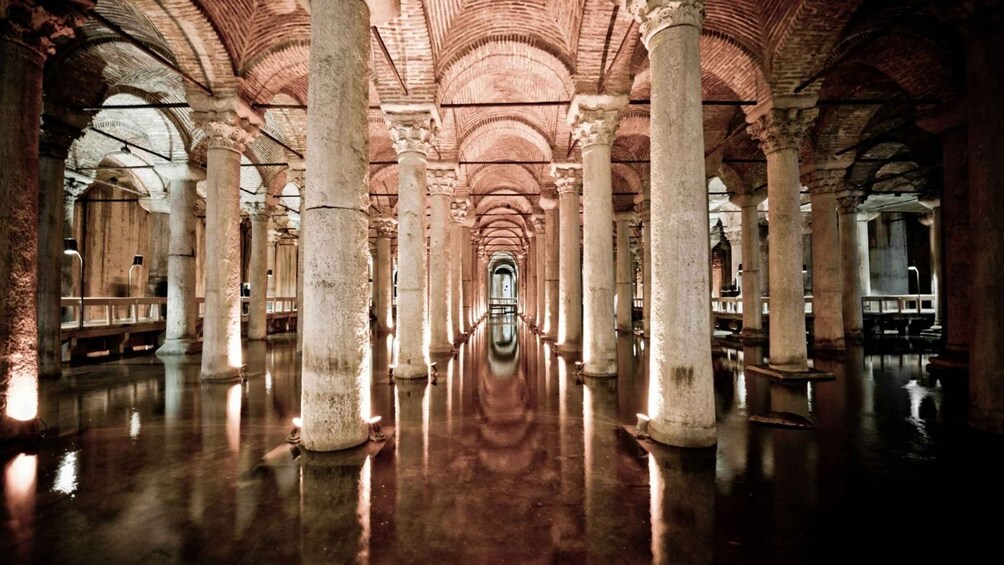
[616,211,636,332]
[373,217,396,335]
[266,227,278,298]
[190,95,262,382]
[837,191,867,343]
[532,216,546,333]
[247,207,270,341]
[450,196,469,340]
[747,96,818,373]
[569,95,625,376]
[856,213,875,296]
[966,4,1004,433]
[1,0,92,438]
[541,188,560,340]
[731,192,766,342]
[918,198,943,330]
[804,166,847,351]
[427,163,456,355]
[725,229,742,290]
[287,161,307,353]
[554,164,582,351]
[156,163,205,355]
[628,0,714,446]
[636,188,652,337]
[385,106,438,378]
[37,121,81,378]
[462,222,474,330]
[299,0,377,451]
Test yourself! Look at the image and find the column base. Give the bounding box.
[541,334,557,342]
[428,344,455,357]
[748,364,835,383]
[0,416,43,445]
[968,406,1004,435]
[748,411,815,429]
[844,330,865,345]
[649,421,717,449]
[812,338,846,353]
[392,362,429,380]
[739,328,767,345]
[201,366,243,383]
[583,361,617,378]
[556,341,582,354]
[157,338,202,356]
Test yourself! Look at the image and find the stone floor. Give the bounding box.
[2,317,1003,564]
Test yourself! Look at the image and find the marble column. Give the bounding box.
[287,161,307,354]
[373,217,396,335]
[725,229,742,290]
[541,188,560,340]
[856,213,875,297]
[569,95,625,376]
[248,208,271,341]
[37,121,81,378]
[156,163,205,355]
[747,96,818,372]
[636,189,652,337]
[385,106,438,378]
[804,166,847,351]
[554,164,582,351]
[300,0,376,451]
[837,191,867,343]
[616,211,636,333]
[450,197,469,340]
[1,1,92,438]
[628,0,714,446]
[533,216,546,333]
[966,5,1004,433]
[462,222,474,330]
[730,192,766,343]
[190,95,262,382]
[918,198,943,330]
[427,163,456,355]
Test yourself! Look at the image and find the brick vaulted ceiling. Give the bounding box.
[46,0,964,249]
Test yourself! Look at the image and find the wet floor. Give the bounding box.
[2,317,1003,563]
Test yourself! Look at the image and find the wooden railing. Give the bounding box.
[709,296,813,316]
[63,297,297,329]
[862,295,935,315]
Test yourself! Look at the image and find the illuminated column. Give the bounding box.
[248,206,271,341]
[190,95,262,382]
[636,186,652,337]
[629,0,714,446]
[384,105,438,378]
[427,163,456,355]
[525,232,537,327]
[541,188,560,340]
[804,165,846,351]
[156,163,205,355]
[373,217,397,334]
[837,191,867,342]
[533,215,546,333]
[747,95,818,373]
[569,95,625,376]
[450,196,469,339]
[462,221,474,330]
[918,198,943,330]
[300,0,372,451]
[616,211,637,332]
[554,164,583,351]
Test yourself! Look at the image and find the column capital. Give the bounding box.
[624,0,705,47]
[568,95,628,148]
[450,198,471,224]
[745,95,819,155]
[729,190,766,208]
[189,94,263,153]
[39,116,85,159]
[155,163,207,183]
[634,194,651,221]
[616,210,639,223]
[539,186,559,210]
[1,0,94,56]
[383,104,440,157]
[724,228,742,245]
[551,163,583,195]
[918,195,941,210]
[532,215,545,233]
[286,159,306,188]
[835,190,867,215]
[372,216,398,238]
[247,201,274,222]
[802,167,847,195]
[427,162,457,196]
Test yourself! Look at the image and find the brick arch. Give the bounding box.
[468,164,540,196]
[765,0,862,93]
[369,164,398,213]
[240,40,310,104]
[611,163,642,195]
[716,163,752,195]
[104,89,191,154]
[812,64,904,158]
[437,36,575,104]
[459,117,552,162]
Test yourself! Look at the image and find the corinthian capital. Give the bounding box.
[1,0,94,56]
[746,97,819,156]
[625,0,705,46]
[568,95,628,148]
[190,94,263,153]
[551,163,583,195]
[383,104,440,157]
[427,162,457,197]
[450,198,471,224]
[372,217,398,238]
[802,167,847,196]
[835,190,866,215]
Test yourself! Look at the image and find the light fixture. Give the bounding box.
[369,416,385,441]
[634,413,651,439]
[267,269,273,277]
[132,255,144,266]
[64,239,84,329]
[287,416,302,445]
[120,145,132,155]
[63,238,78,255]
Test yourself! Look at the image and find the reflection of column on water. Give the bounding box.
[771,421,816,562]
[267,341,301,420]
[299,454,371,563]
[395,380,429,556]
[583,377,618,561]
[556,353,584,544]
[616,336,636,419]
[742,345,769,416]
[370,333,395,430]
[649,447,715,565]
[4,453,37,561]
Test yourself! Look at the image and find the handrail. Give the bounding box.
[62,296,298,329]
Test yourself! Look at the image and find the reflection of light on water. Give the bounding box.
[357,456,372,563]
[807,383,814,414]
[7,368,38,421]
[129,410,141,439]
[5,453,38,552]
[53,451,79,495]
[265,370,272,394]
[422,384,430,474]
[737,372,747,411]
[226,384,242,452]
[649,454,665,564]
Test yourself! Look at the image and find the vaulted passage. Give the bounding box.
[3,0,1004,561]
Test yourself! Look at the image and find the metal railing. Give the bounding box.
[63,296,297,330]
[862,294,935,315]
[709,296,813,315]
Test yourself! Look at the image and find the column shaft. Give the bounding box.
[374,223,395,334]
[158,168,202,355]
[462,225,472,328]
[544,207,559,339]
[396,152,429,375]
[557,178,582,350]
[616,215,633,332]
[427,166,455,354]
[449,219,463,339]
[535,219,546,331]
[808,176,844,350]
[838,194,865,342]
[740,202,764,338]
[37,146,69,378]
[642,211,652,337]
[248,213,269,340]
[300,0,371,451]
[856,218,871,296]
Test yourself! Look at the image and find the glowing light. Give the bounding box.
[129,410,141,439]
[357,456,372,563]
[53,451,79,495]
[5,453,37,551]
[367,416,382,426]
[649,454,665,564]
[737,372,747,411]
[6,364,38,421]
[265,370,273,393]
[292,417,303,428]
[226,384,242,452]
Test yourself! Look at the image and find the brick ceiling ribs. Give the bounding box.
[46,0,964,248]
